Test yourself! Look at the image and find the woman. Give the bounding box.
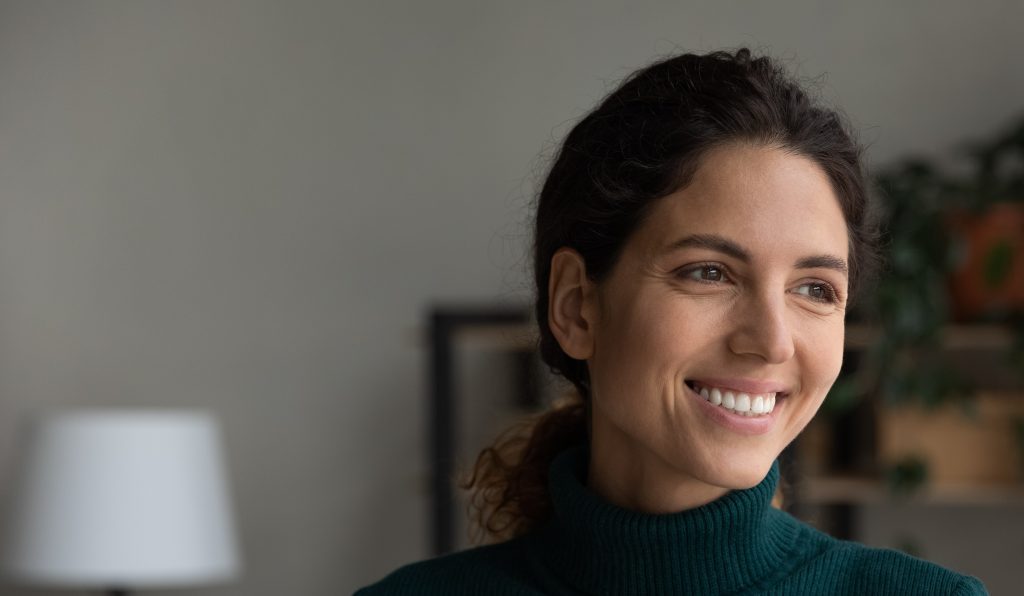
[356,48,988,595]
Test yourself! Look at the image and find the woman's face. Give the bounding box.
[578,143,849,511]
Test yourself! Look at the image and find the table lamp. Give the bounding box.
[2,408,242,595]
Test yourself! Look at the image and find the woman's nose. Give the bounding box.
[726,292,796,364]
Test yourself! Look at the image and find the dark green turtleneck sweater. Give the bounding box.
[355,444,988,595]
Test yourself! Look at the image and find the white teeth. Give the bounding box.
[709,388,722,406]
[689,382,780,417]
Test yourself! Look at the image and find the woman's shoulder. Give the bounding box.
[352,535,544,596]
[789,520,988,595]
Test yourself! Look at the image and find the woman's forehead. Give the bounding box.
[634,144,849,263]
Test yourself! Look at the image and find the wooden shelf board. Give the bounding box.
[844,324,1014,351]
[799,475,1024,506]
[453,325,538,349]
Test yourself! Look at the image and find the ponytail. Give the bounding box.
[459,390,587,544]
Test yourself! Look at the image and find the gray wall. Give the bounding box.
[0,1,1021,594]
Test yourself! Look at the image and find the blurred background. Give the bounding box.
[0,1,1021,595]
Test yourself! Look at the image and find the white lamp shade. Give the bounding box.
[3,409,241,588]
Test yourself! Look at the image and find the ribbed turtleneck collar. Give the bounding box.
[534,443,803,596]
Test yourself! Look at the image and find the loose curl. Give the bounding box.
[460,47,880,544]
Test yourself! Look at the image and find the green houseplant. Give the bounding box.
[834,114,1024,412]
[816,114,1024,489]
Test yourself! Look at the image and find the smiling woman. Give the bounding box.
[355,48,989,595]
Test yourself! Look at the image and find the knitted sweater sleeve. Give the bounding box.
[952,575,989,595]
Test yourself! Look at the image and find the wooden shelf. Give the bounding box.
[453,324,537,350]
[800,475,1024,507]
[844,324,1015,351]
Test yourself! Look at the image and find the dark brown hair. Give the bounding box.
[460,47,879,544]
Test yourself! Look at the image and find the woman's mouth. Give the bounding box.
[684,380,789,417]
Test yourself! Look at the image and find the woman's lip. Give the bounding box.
[686,377,790,396]
[685,382,781,436]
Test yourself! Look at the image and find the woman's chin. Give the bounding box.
[697,457,775,491]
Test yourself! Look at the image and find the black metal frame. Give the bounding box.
[428,305,531,556]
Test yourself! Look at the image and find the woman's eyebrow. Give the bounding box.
[664,234,751,261]
[794,254,848,276]
[663,233,849,276]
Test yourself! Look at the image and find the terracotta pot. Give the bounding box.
[947,202,1024,321]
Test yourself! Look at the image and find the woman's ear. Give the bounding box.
[548,248,598,360]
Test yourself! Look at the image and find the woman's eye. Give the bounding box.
[681,264,726,282]
[793,282,838,304]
